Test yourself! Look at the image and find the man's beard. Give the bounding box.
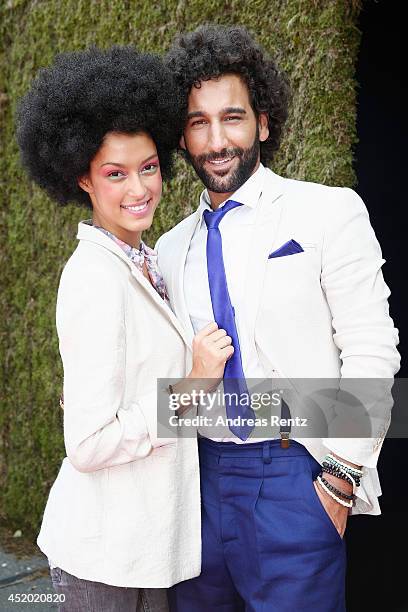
[184,131,260,194]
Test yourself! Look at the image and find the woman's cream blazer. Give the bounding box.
[37,222,201,588]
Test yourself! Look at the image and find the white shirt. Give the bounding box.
[184,164,275,443]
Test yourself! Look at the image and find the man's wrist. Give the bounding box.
[323,472,353,495]
[321,453,363,503]
[316,474,355,508]
[330,452,362,471]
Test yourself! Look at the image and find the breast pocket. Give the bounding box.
[266,243,317,278]
[269,242,316,256]
[262,243,324,315]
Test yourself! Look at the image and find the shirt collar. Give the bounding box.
[197,163,267,222]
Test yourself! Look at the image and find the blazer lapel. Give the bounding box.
[77,222,193,350]
[244,170,286,343]
[128,266,193,349]
[168,212,201,345]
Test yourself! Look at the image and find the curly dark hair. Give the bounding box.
[165,25,290,165]
[16,46,184,207]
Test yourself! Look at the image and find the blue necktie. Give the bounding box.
[203,200,255,441]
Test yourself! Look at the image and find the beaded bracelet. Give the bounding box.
[322,464,360,488]
[323,457,361,494]
[322,467,359,492]
[322,460,361,478]
[318,474,355,501]
[324,454,363,477]
[316,476,353,508]
[325,453,363,470]
[325,457,363,477]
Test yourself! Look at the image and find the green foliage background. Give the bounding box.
[0,0,361,535]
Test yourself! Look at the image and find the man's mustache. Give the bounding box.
[194,148,244,164]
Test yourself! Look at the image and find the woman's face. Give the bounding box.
[79,131,162,247]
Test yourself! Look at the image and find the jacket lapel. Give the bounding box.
[128,266,193,349]
[76,222,192,349]
[244,170,286,344]
[168,212,201,345]
[163,168,286,349]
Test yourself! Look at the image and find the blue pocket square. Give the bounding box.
[268,239,304,259]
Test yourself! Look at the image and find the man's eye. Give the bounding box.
[225,116,241,121]
[191,119,206,127]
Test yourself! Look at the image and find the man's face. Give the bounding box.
[181,73,269,207]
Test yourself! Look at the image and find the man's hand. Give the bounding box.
[314,477,350,537]
[313,452,362,537]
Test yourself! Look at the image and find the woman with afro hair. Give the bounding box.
[17,46,233,610]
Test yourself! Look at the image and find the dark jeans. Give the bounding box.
[50,567,169,612]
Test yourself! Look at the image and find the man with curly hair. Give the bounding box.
[157,24,399,611]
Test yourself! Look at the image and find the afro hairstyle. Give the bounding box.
[16,46,183,207]
[165,24,290,165]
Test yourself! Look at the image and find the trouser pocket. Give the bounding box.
[306,455,344,543]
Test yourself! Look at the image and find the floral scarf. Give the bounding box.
[93,224,169,301]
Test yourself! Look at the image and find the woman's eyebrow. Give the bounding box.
[100,154,158,168]
[141,153,159,164]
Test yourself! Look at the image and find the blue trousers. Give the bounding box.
[169,438,346,612]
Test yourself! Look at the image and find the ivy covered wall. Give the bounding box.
[0,0,361,533]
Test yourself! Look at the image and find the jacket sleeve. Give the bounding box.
[320,187,400,469]
[57,256,174,473]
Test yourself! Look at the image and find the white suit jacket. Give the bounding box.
[37,222,201,587]
[156,168,400,515]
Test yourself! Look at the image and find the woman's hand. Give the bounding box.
[190,322,233,383]
[170,322,233,404]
